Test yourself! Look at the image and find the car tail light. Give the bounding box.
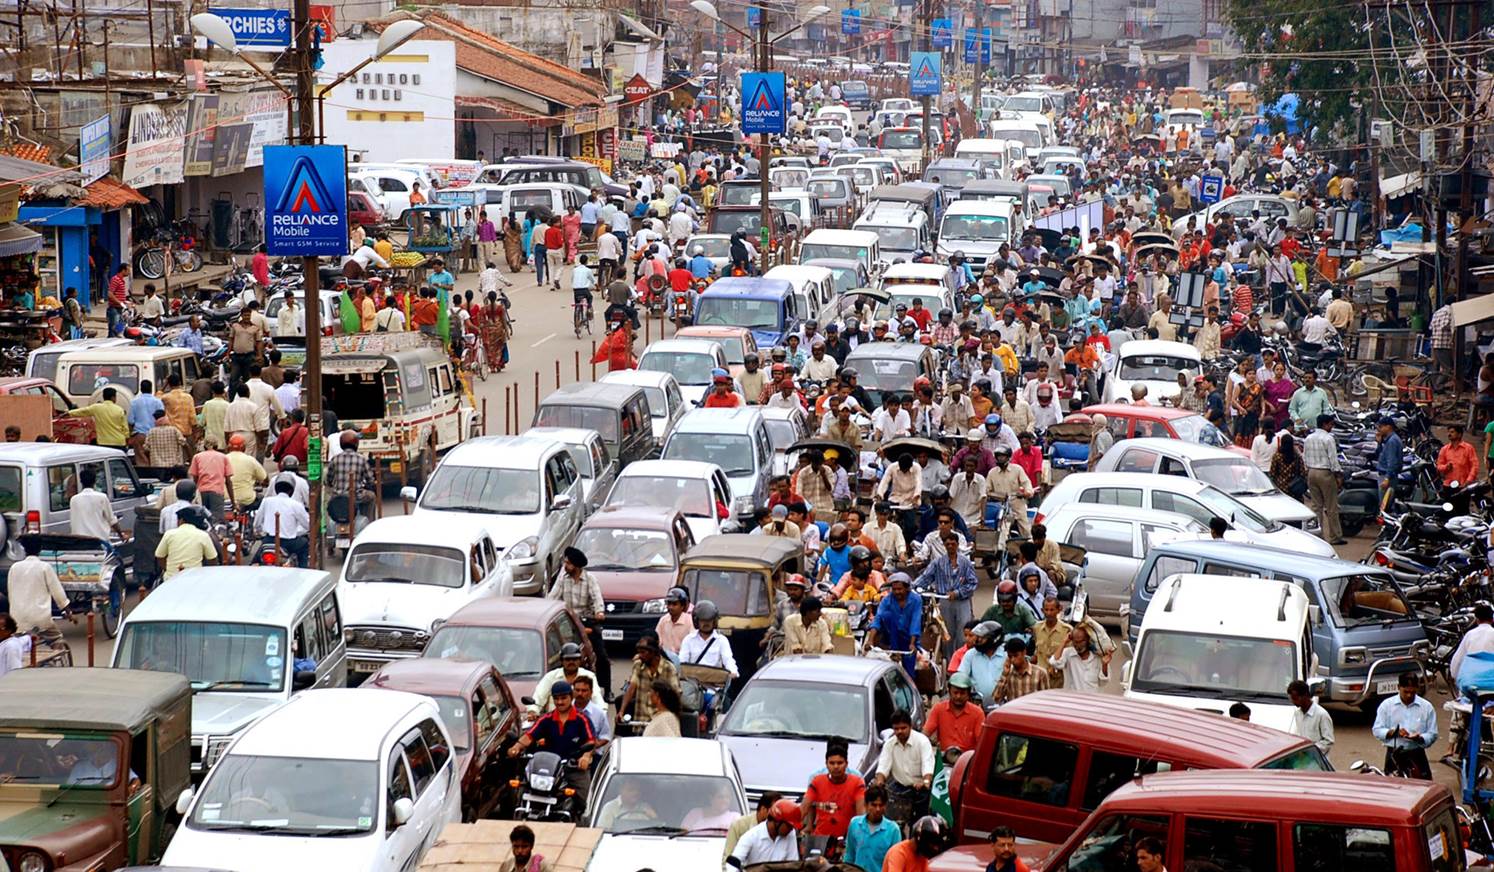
[260,551,280,566]
[24,510,40,533]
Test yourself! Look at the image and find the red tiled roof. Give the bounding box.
[380,11,605,110]
[1,143,54,164]
[454,95,563,126]
[77,176,149,210]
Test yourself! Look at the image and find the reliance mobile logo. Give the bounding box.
[272,155,342,228]
[913,56,938,78]
[747,77,780,114]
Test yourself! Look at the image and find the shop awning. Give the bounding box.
[1380,170,1422,200]
[455,95,563,127]
[0,222,43,258]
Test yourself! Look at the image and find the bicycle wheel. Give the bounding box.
[136,249,165,280]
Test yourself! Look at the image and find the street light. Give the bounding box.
[693,0,828,272]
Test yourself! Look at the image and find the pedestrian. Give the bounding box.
[985,825,1032,872]
[201,381,230,453]
[1437,423,1479,488]
[844,784,902,872]
[499,824,553,872]
[1087,413,1113,470]
[1371,671,1437,779]
[993,637,1051,703]
[724,792,783,861]
[0,614,27,678]
[142,409,189,479]
[543,218,565,291]
[1047,623,1110,693]
[642,680,683,737]
[1375,416,1404,511]
[8,536,69,641]
[1286,679,1335,755]
[67,386,128,448]
[107,263,129,336]
[916,530,979,639]
[801,738,866,842]
[1303,414,1344,545]
[1451,603,1494,683]
[503,216,525,273]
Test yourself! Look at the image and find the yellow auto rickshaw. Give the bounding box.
[676,534,805,689]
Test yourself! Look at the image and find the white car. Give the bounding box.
[637,338,732,407]
[1163,107,1206,141]
[586,738,749,871]
[1093,438,1316,529]
[165,689,461,871]
[525,425,621,514]
[409,434,587,594]
[1101,339,1201,406]
[1035,472,1336,558]
[1123,574,1317,733]
[604,459,740,542]
[879,98,915,114]
[339,514,515,682]
[600,369,688,443]
[1175,194,1299,237]
[683,233,732,274]
[814,105,855,134]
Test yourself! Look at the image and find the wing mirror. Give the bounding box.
[551,494,573,513]
[400,486,418,502]
[391,796,415,826]
[292,669,318,691]
[176,787,196,816]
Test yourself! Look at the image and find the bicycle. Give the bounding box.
[135,224,204,280]
[461,333,488,381]
[573,295,593,339]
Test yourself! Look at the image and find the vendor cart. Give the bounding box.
[14,532,127,637]
[418,820,599,872]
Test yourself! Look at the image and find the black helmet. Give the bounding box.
[938,308,953,319]
[664,586,690,604]
[839,366,859,380]
[912,816,948,858]
[694,600,720,623]
[559,642,584,659]
[849,545,872,562]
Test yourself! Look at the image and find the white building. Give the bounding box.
[317,39,457,163]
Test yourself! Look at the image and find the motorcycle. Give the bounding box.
[510,749,590,822]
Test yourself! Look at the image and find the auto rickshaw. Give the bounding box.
[676,534,804,690]
[0,668,191,869]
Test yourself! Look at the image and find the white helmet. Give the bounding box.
[693,246,705,255]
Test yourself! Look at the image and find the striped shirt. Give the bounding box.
[1302,428,1341,472]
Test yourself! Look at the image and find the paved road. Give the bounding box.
[56,257,1462,797]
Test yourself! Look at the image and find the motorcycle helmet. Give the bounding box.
[664,586,690,604]
[970,293,984,305]
[971,620,1001,641]
[693,245,706,255]
[845,317,860,332]
[938,308,954,319]
[985,414,1003,428]
[744,351,760,367]
[996,579,1018,604]
[912,816,948,858]
[693,600,720,623]
[559,642,584,660]
[929,484,950,501]
[769,799,804,830]
[849,545,872,563]
[840,366,859,380]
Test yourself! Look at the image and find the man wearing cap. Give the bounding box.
[757,504,802,547]
[923,673,983,753]
[951,429,996,477]
[703,369,743,408]
[507,680,597,800]
[655,587,695,654]
[547,546,610,694]
[731,799,802,864]
[823,401,863,452]
[985,447,1034,550]
[940,382,977,432]
[533,642,598,712]
[618,634,680,724]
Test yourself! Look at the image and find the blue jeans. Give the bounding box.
[107,306,122,336]
[533,244,549,285]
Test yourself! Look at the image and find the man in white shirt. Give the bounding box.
[69,467,125,542]
[874,712,934,817]
[800,340,839,381]
[275,290,304,336]
[254,480,311,567]
[1287,680,1335,755]
[872,396,912,444]
[269,456,311,507]
[8,537,69,640]
[1452,604,1494,681]
[0,614,30,677]
[274,370,301,415]
[731,801,802,865]
[677,603,738,679]
[244,365,285,461]
[1300,308,1336,344]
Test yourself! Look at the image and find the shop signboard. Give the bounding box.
[121,102,187,189]
[79,115,111,186]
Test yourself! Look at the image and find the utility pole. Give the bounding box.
[968,0,982,127]
[1451,0,1481,402]
[758,12,772,274]
[293,0,326,568]
[919,0,931,171]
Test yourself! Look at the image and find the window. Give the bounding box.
[1078,487,1142,508]
[108,458,140,498]
[1082,752,1169,810]
[1070,519,1134,557]
[544,620,566,669]
[1107,416,1131,438]
[556,453,579,489]
[557,615,582,649]
[1425,809,1465,872]
[1158,457,1188,477]
[436,365,454,395]
[472,688,495,749]
[873,680,895,731]
[1293,824,1394,872]
[319,594,342,650]
[1151,492,1214,526]
[47,463,75,512]
[1182,817,1277,872]
[418,718,451,773]
[480,674,512,732]
[984,733,1077,806]
[544,458,568,503]
[386,750,412,831]
[400,729,438,795]
[296,611,324,665]
[887,672,918,715]
[0,466,21,513]
[1144,555,1199,594]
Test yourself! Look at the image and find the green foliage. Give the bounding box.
[1224,0,1371,138]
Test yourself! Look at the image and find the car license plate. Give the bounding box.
[601,629,624,641]
[1375,677,1401,695]
[350,660,384,674]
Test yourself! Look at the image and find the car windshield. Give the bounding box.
[421,465,541,515]
[824,267,862,295]
[844,167,874,187]
[880,131,921,149]
[606,475,712,518]
[1163,413,1230,448]
[866,226,919,252]
[994,128,1043,148]
[189,756,377,835]
[764,418,800,450]
[344,543,466,588]
[1192,457,1277,496]
[1192,484,1279,533]
[721,681,869,743]
[1132,630,1296,702]
[1004,96,1043,112]
[639,351,718,385]
[941,214,1010,241]
[719,186,757,206]
[591,773,744,835]
[0,733,120,788]
[572,527,676,572]
[118,621,288,692]
[68,363,139,396]
[773,170,809,189]
[806,180,848,201]
[694,297,782,332]
[427,626,544,678]
[855,356,918,390]
[768,198,803,218]
[664,433,755,477]
[927,167,979,187]
[1119,354,1196,382]
[534,405,620,443]
[690,237,731,258]
[710,211,762,236]
[800,242,869,263]
[1169,111,1205,126]
[1321,574,1416,627]
[560,442,596,478]
[432,696,473,752]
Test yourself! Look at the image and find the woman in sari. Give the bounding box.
[1263,361,1295,433]
[561,205,582,263]
[1232,368,1267,446]
[503,219,525,273]
[473,291,510,372]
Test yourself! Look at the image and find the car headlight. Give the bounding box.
[344,628,355,645]
[506,537,539,562]
[642,598,667,614]
[528,773,555,792]
[18,851,49,872]
[1341,646,1367,665]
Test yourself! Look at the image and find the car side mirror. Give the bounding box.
[391,796,415,827]
[1309,605,1321,626]
[521,695,536,706]
[292,669,317,691]
[400,486,418,502]
[879,728,893,744]
[551,495,573,513]
[176,787,196,816]
[1308,676,1326,695]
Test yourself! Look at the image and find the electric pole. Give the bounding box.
[919,0,931,171]
[293,0,326,568]
[969,1,982,129]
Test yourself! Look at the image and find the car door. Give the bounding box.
[1063,517,1140,617]
[384,743,419,869]
[710,470,734,530]
[105,456,145,530]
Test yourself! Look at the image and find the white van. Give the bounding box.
[987,120,1045,152]
[853,206,931,267]
[350,167,431,221]
[798,229,881,277]
[936,198,1021,266]
[764,264,836,323]
[166,689,461,872]
[1123,574,1319,733]
[954,138,1010,179]
[395,158,483,188]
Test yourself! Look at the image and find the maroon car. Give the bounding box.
[348,191,382,228]
[365,658,522,820]
[422,597,595,700]
[571,506,695,648]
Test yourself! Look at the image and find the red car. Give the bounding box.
[1080,402,1249,458]
[348,191,382,228]
[364,658,522,821]
[0,376,95,443]
[422,597,595,701]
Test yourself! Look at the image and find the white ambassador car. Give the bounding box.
[603,459,740,543]
[339,514,515,684]
[1093,438,1316,529]
[585,737,748,871]
[1036,472,1336,559]
[165,689,460,871]
[1100,339,1201,405]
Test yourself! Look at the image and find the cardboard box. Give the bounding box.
[418,821,600,872]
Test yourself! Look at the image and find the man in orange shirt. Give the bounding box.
[882,816,948,872]
[801,739,866,841]
[1437,424,1479,488]
[702,370,743,408]
[922,673,983,753]
[412,287,440,335]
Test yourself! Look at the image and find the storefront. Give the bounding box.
[19,177,145,307]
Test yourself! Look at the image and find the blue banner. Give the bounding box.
[206,7,291,48]
[1199,173,1224,204]
[841,8,861,34]
[740,71,787,135]
[746,6,762,29]
[981,27,992,64]
[963,28,978,63]
[264,145,348,257]
[931,18,952,49]
[909,51,941,97]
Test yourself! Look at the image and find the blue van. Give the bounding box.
[1126,539,1428,708]
[693,277,801,349]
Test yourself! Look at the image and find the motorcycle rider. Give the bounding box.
[506,680,596,803]
[881,815,949,872]
[738,352,769,405]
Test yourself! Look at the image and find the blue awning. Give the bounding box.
[0,222,43,258]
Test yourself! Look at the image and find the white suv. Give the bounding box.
[407,435,585,595]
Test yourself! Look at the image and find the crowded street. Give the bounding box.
[2,1,1494,870]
